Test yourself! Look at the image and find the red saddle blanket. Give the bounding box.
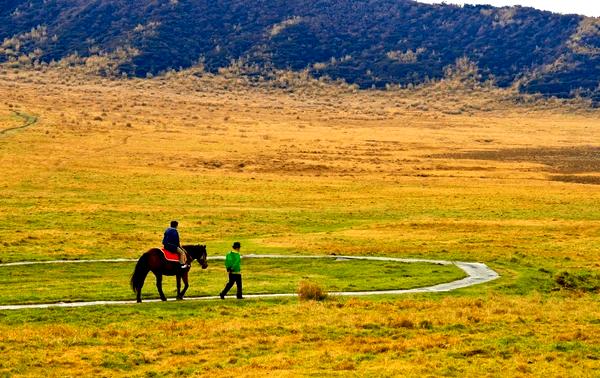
[160,248,180,262]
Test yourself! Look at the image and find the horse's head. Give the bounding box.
[185,244,208,269]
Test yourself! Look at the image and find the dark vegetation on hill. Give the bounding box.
[1,0,599,102]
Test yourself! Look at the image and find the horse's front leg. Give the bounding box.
[176,274,182,300]
[178,271,189,300]
[156,274,167,301]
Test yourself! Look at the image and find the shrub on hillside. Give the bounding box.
[554,270,600,293]
[297,280,327,301]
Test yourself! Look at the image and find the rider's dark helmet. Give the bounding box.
[232,241,241,249]
[170,220,179,228]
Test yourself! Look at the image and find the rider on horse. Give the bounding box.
[163,220,188,269]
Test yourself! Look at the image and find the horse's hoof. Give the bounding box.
[161,298,167,302]
[176,297,183,301]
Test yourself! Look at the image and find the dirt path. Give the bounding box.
[0,111,38,135]
[0,255,499,310]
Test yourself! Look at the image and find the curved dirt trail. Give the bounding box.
[0,255,499,310]
[0,111,37,135]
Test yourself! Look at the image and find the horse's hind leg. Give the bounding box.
[155,274,167,301]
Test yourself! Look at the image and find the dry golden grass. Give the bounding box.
[0,296,597,377]
[2,67,596,181]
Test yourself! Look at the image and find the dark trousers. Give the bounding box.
[221,273,243,298]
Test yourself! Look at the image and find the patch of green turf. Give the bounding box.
[0,258,465,304]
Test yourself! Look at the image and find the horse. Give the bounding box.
[130,244,208,303]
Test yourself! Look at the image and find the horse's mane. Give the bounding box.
[182,244,206,259]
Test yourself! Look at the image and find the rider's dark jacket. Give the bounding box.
[162,227,180,252]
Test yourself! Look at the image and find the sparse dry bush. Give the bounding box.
[397,318,414,328]
[298,280,327,301]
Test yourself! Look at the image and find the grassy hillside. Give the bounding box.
[1,0,599,101]
[0,67,598,376]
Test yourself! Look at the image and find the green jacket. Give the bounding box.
[225,250,241,274]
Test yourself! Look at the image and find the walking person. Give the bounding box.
[219,241,243,299]
[162,220,189,269]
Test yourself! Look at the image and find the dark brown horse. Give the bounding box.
[130,244,208,303]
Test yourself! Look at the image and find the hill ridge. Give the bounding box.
[1,0,599,101]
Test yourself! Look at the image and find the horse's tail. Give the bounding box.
[131,252,150,293]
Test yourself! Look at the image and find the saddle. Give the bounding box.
[160,248,181,262]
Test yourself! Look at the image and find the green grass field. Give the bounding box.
[0,258,466,304]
